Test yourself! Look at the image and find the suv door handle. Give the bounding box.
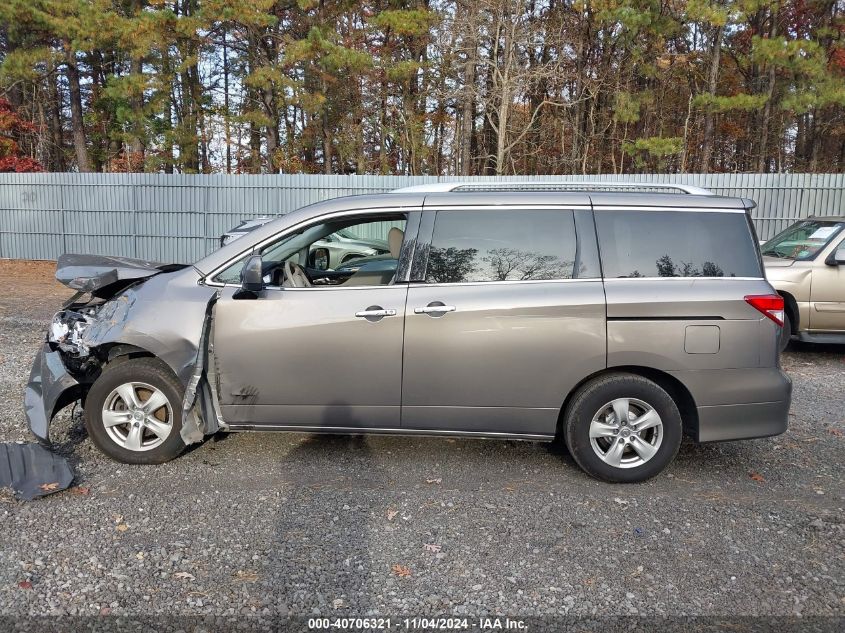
[414,303,456,316]
[355,307,396,318]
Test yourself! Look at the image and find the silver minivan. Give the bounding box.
[25,183,792,482]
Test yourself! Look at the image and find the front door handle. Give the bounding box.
[355,306,396,321]
[414,302,456,316]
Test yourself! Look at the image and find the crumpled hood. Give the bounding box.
[762,256,796,268]
[56,253,188,295]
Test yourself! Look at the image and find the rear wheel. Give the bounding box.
[563,373,682,483]
[85,358,186,464]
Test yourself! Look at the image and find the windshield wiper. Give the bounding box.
[761,249,790,259]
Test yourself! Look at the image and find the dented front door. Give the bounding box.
[212,285,407,429]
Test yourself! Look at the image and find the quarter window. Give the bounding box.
[425,210,577,284]
[595,210,763,279]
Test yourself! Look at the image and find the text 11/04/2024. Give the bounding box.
[307,617,528,630]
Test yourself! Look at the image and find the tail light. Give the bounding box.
[745,294,785,326]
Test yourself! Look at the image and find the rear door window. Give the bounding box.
[595,210,762,278]
[424,209,577,283]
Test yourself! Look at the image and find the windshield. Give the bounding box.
[761,220,844,260]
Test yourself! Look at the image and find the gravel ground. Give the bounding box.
[0,260,843,627]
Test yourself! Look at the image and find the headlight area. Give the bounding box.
[46,308,104,377]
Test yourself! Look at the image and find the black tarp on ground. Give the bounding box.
[0,442,74,500]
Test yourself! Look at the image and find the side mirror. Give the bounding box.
[233,254,263,300]
[309,247,330,271]
[825,245,845,266]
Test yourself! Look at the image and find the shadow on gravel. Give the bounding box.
[544,436,583,470]
[784,341,845,356]
[48,406,90,473]
[275,430,378,613]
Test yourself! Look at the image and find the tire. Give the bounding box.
[84,358,186,464]
[778,311,792,353]
[563,373,683,483]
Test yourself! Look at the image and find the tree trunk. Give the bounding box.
[223,28,232,174]
[756,64,776,172]
[493,11,514,176]
[570,9,589,173]
[459,78,475,176]
[45,61,65,171]
[161,45,175,173]
[65,49,92,172]
[129,53,145,159]
[807,111,820,172]
[378,74,388,174]
[700,25,724,174]
[263,85,279,172]
[128,0,145,161]
[756,10,778,172]
[457,0,476,176]
[245,41,262,174]
[322,106,333,175]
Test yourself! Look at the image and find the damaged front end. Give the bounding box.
[24,254,221,445]
[24,342,84,444]
[49,307,100,365]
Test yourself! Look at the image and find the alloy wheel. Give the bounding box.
[588,397,663,469]
[102,381,174,452]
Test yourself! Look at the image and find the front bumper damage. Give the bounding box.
[24,304,127,443]
[23,263,222,446]
[24,344,81,443]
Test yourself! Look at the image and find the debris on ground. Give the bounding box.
[0,442,74,501]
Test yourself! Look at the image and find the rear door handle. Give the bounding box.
[355,308,396,318]
[414,303,456,315]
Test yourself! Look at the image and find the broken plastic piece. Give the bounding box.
[48,310,93,358]
[0,443,74,501]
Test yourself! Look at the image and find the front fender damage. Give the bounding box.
[24,279,223,446]
[24,344,81,443]
[179,296,224,445]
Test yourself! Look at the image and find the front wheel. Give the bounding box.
[563,373,683,483]
[85,358,186,464]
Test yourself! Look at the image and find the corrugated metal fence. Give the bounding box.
[1,173,843,262]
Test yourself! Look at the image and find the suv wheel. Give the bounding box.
[563,373,682,483]
[85,358,186,464]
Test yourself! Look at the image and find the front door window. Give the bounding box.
[214,215,407,288]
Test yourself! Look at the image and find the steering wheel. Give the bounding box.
[284,260,312,288]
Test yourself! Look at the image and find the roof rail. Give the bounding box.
[393,181,713,196]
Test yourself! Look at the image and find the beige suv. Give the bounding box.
[762,217,845,350]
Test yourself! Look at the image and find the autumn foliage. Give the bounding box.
[1,1,845,174]
[0,99,42,173]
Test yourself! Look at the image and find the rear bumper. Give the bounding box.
[695,400,790,442]
[668,367,792,443]
[23,344,80,443]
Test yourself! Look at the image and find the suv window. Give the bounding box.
[595,210,762,279]
[214,214,405,286]
[424,209,577,284]
[761,219,845,261]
